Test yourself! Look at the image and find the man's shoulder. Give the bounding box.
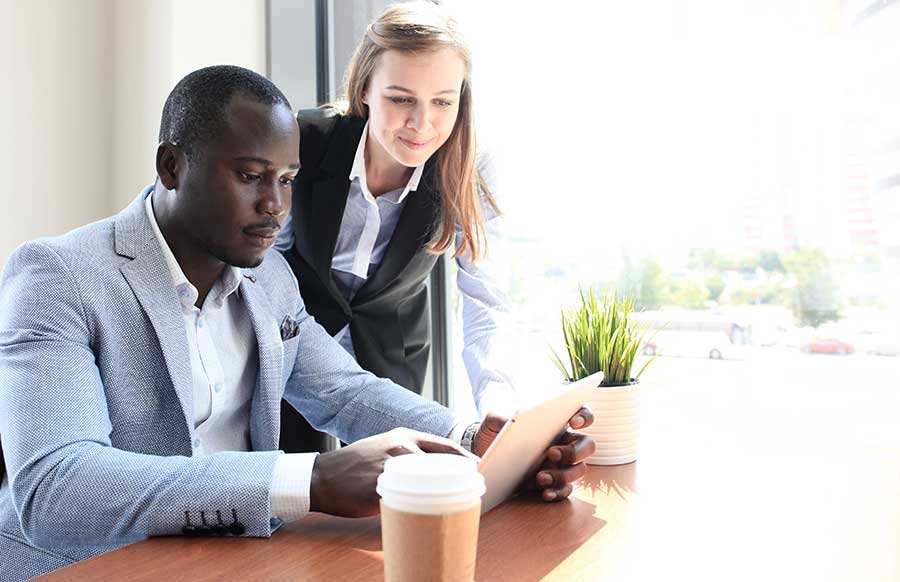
[8,215,119,274]
[0,215,122,335]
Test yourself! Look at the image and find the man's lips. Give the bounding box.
[243,224,280,247]
[244,226,279,237]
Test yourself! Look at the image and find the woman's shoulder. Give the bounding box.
[296,107,365,167]
[297,107,365,138]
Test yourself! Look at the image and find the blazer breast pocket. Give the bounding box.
[281,333,301,374]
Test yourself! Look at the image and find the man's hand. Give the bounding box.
[308,428,475,518]
[472,407,596,502]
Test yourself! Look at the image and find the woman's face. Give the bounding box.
[362,47,466,170]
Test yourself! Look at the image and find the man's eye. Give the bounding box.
[280,176,297,187]
[239,172,261,182]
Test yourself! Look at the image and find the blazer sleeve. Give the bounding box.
[0,241,280,551]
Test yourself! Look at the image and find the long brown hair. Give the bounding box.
[336,1,500,262]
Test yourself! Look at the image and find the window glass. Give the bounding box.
[447,0,900,444]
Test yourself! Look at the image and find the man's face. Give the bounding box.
[176,96,300,268]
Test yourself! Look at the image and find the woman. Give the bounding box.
[277,1,515,452]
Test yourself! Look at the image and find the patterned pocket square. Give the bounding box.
[279,315,300,341]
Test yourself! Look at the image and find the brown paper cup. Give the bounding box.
[377,454,486,582]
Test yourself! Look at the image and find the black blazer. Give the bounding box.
[279,108,443,453]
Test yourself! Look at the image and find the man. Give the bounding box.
[0,66,594,581]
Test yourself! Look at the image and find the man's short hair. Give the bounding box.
[159,65,292,159]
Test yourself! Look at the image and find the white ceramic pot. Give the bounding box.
[583,380,639,465]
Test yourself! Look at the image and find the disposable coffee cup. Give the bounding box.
[377,453,486,582]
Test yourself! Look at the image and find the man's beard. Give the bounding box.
[198,232,265,270]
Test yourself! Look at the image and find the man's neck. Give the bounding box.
[151,184,224,308]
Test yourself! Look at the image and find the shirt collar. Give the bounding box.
[348,122,425,204]
[143,186,243,313]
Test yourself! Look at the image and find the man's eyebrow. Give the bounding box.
[234,156,301,170]
[384,85,459,96]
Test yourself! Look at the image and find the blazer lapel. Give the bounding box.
[307,176,350,287]
[116,195,195,434]
[240,276,283,452]
[294,115,366,311]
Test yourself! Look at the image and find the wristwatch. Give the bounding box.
[460,421,481,453]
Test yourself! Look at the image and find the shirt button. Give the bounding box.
[197,317,204,328]
[193,437,201,449]
[214,383,222,394]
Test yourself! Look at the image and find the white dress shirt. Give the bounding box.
[144,190,316,522]
[277,122,517,416]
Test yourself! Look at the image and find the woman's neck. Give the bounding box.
[364,133,414,197]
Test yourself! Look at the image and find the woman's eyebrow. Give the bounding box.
[384,84,459,96]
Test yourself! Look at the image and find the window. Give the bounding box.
[445,0,900,437]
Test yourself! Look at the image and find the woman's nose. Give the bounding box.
[407,104,430,132]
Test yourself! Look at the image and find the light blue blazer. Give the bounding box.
[0,193,456,581]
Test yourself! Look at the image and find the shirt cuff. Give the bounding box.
[448,420,468,444]
[270,452,319,522]
[476,381,519,418]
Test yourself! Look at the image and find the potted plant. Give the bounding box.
[551,288,656,465]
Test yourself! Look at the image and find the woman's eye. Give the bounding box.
[434,99,453,108]
[389,96,414,105]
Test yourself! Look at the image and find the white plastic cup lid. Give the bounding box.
[377,453,485,507]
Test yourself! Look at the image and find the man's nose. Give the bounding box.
[257,178,287,218]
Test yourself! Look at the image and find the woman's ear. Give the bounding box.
[361,90,368,105]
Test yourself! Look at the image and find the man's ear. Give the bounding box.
[156,143,184,191]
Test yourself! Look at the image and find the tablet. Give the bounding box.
[477,371,604,514]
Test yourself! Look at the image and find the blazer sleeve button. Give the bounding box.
[229,522,246,536]
[210,525,227,536]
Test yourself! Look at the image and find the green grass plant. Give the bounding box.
[551,288,656,386]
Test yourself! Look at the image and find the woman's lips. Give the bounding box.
[398,136,433,150]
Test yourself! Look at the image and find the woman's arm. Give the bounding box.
[454,151,519,416]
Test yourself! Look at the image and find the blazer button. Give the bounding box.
[210,524,227,536]
[229,522,246,536]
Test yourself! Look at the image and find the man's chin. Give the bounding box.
[223,252,266,270]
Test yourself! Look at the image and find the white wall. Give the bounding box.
[0,0,267,268]
[0,0,113,269]
[109,0,268,211]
